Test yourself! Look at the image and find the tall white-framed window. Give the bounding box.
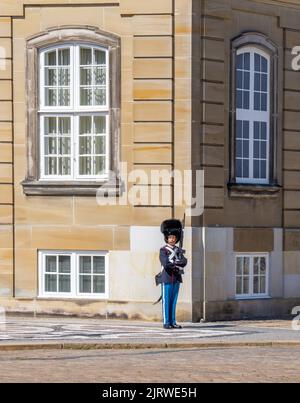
[235,253,269,299]
[39,44,109,181]
[235,46,270,184]
[39,250,109,299]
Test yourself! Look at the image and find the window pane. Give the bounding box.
[79,157,92,175]
[261,142,267,158]
[94,88,106,105]
[243,140,249,158]
[45,50,56,66]
[243,121,249,138]
[254,257,259,275]
[80,116,92,134]
[58,49,70,66]
[93,256,105,274]
[254,160,260,178]
[255,54,261,71]
[79,256,92,274]
[46,256,57,273]
[254,92,260,110]
[236,140,242,158]
[93,276,105,294]
[80,68,92,85]
[94,116,106,134]
[261,123,267,140]
[94,136,106,155]
[261,94,267,111]
[236,276,242,295]
[80,48,92,65]
[58,68,70,86]
[243,277,249,294]
[244,53,250,70]
[254,121,259,139]
[260,257,266,274]
[80,137,92,155]
[45,68,57,86]
[254,141,260,158]
[94,49,106,65]
[243,91,250,109]
[95,156,106,175]
[243,160,249,178]
[243,257,250,275]
[45,157,57,175]
[244,72,250,90]
[58,138,71,155]
[253,276,259,294]
[58,157,71,175]
[94,67,106,85]
[236,90,243,109]
[59,256,71,274]
[260,277,266,294]
[236,159,242,178]
[260,160,267,179]
[45,274,57,292]
[80,276,91,293]
[59,275,71,293]
[45,88,57,106]
[236,71,243,89]
[45,137,57,155]
[80,88,93,106]
[236,257,243,276]
[58,88,70,106]
[261,74,268,92]
[254,73,260,91]
[58,117,71,135]
[261,57,268,73]
[236,54,243,70]
[45,117,57,135]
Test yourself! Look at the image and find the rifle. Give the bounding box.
[178,213,186,274]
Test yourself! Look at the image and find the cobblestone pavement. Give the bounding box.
[0,316,299,345]
[0,346,299,383]
[0,317,246,342]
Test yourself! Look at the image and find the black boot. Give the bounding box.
[171,324,182,329]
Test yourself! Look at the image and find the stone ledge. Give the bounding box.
[21,179,124,197]
[227,183,282,199]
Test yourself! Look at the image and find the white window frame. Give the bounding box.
[236,46,270,185]
[39,43,110,181]
[235,253,270,299]
[38,250,109,299]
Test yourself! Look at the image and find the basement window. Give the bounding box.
[235,253,269,299]
[38,250,109,299]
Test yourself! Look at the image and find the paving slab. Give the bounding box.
[0,315,299,350]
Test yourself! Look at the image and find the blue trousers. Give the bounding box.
[162,282,180,326]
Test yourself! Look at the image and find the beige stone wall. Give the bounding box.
[0,16,13,297]
[0,0,195,320]
[200,0,285,228]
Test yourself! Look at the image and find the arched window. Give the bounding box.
[236,46,270,184]
[23,26,121,196]
[229,33,280,193]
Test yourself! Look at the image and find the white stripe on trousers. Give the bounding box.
[162,284,167,325]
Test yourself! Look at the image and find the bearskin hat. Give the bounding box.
[160,219,182,244]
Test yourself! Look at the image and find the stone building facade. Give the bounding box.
[0,0,299,321]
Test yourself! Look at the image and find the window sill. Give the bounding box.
[235,295,271,301]
[37,296,109,301]
[21,179,123,197]
[228,182,282,199]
